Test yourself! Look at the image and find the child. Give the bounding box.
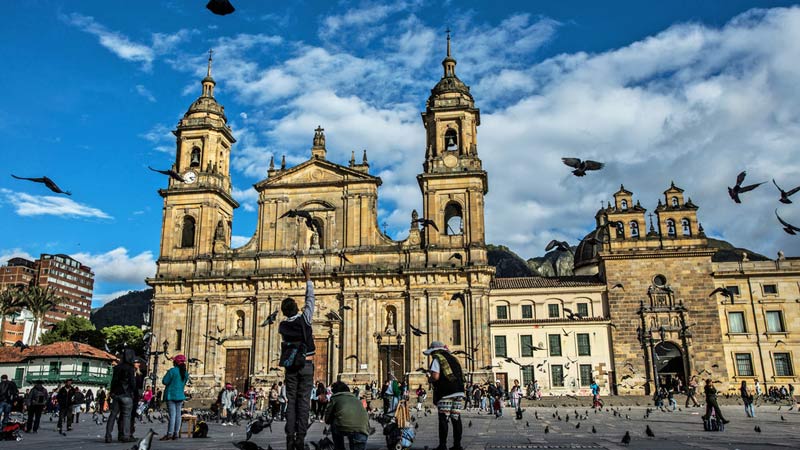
[493,395,503,418]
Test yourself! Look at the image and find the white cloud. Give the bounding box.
[1,188,112,219]
[134,84,156,102]
[92,290,134,306]
[232,185,259,212]
[63,13,193,71]
[71,247,156,285]
[231,235,250,247]
[0,248,37,264]
[139,123,174,153]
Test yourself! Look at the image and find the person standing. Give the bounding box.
[324,382,369,450]
[269,383,280,420]
[247,387,258,416]
[702,379,729,424]
[510,380,523,414]
[755,379,762,399]
[56,379,75,434]
[416,384,427,411]
[160,354,189,440]
[0,374,19,426]
[105,349,137,443]
[685,376,700,407]
[424,341,465,450]
[741,380,755,418]
[590,379,602,408]
[25,381,47,433]
[85,389,94,413]
[279,263,315,450]
[278,381,288,420]
[220,383,238,425]
[72,387,85,425]
[96,388,107,413]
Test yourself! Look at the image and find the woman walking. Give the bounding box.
[702,379,729,424]
[685,376,700,407]
[741,381,755,417]
[161,354,189,440]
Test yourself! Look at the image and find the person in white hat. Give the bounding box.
[424,341,465,450]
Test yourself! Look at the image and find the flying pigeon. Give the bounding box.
[773,179,800,204]
[728,171,764,203]
[561,158,604,176]
[147,166,185,183]
[11,174,71,195]
[207,0,235,15]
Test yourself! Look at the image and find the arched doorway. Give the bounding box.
[654,341,686,388]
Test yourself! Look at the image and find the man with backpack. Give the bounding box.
[278,263,315,450]
[56,379,75,434]
[105,349,137,443]
[25,381,48,433]
[424,341,466,450]
[0,374,20,426]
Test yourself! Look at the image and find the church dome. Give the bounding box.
[573,226,609,270]
[431,74,473,99]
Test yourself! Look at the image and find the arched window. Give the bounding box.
[630,221,639,238]
[615,221,624,238]
[666,219,676,237]
[681,218,691,236]
[181,216,196,248]
[444,202,463,236]
[620,199,628,210]
[190,146,201,167]
[444,128,458,151]
[671,196,679,207]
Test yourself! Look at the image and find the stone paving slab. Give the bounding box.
[5,403,800,450]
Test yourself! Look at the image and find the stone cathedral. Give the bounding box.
[148,38,495,395]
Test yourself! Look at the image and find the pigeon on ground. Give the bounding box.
[234,441,264,450]
[646,424,655,438]
[130,429,157,450]
[621,431,631,445]
[755,425,761,433]
[544,425,549,434]
[592,425,596,433]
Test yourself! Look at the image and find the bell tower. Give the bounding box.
[418,32,488,264]
[157,50,239,261]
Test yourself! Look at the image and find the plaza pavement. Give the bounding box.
[6,400,800,450]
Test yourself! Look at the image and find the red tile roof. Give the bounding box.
[0,341,116,364]
[490,276,605,290]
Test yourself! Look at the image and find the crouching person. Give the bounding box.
[324,381,369,450]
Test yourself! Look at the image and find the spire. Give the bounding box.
[280,155,286,170]
[349,150,356,167]
[269,155,275,170]
[202,48,216,97]
[442,28,456,77]
[362,149,369,165]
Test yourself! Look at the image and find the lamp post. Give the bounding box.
[150,339,170,388]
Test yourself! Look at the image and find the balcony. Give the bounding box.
[25,369,112,386]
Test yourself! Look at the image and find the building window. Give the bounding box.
[671,196,679,207]
[49,361,61,376]
[521,304,533,319]
[521,366,534,386]
[728,312,746,333]
[577,303,589,318]
[444,202,463,236]
[551,365,564,387]
[579,364,592,387]
[13,368,24,386]
[681,218,691,236]
[181,216,196,248]
[616,222,624,238]
[452,320,461,346]
[630,221,639,238]
[548,304,560,318]
[444,127,459,151]
[494,336,507,357]
[766,311,785,333]
[496,305,508,320]
[521,335,533,357]
[190,146,201,167]
[81,362,90,375]
[774,353,794,376]
[620,199,628,210]
[666,219,676,237]
[577,333,591,356]
[175,329,183,350]
[726,285,740,295]
[763,284,778,295]
[735,353,754,376]
[548,334,562,357]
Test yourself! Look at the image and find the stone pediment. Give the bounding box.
[256,159,381,190]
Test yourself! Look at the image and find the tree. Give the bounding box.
[21,286,64,345]
[0,288,25,345]
[102,325,144,355]
[40,315,96,345]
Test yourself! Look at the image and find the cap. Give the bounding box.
[423,341,448,355]
[173,354,186,364]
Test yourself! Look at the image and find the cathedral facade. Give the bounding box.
[147,39,495,396]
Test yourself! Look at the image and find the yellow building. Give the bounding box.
[713,257,800,392]
[147,39,494,396]
[488,277,612,395]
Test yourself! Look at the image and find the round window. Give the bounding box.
[653,274,668,287]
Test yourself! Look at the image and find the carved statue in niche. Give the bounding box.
[385,307,396,334]
[214,220,225,241]
[235,314,244,336]
[310,231,320,250]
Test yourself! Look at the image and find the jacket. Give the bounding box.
[26,384,48,407]
[57,385,74,408]
[110,349,137,397]
[429,350,465,404]
[161,366,188,402]
[324,391,370,436]
[278,281,316,356]
[221,388,238,408]
[0,379,19,403]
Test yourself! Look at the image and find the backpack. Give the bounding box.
[234,396,243,407]
[31,389,47,406]
[193,421,209,438]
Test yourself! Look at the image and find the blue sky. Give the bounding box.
[2,1,800,306]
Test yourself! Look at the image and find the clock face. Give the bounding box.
[443,153,458,168]
[184,171,197,184]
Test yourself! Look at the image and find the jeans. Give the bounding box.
[331,427,368,450]
[167,400,183,437]
[0,401,11,426]
[389,396,399,414]
[284,361,314,437]
[26,405,44,432]
[106,395,132,441]
[745,403,755,417]
[58,408,73,432]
